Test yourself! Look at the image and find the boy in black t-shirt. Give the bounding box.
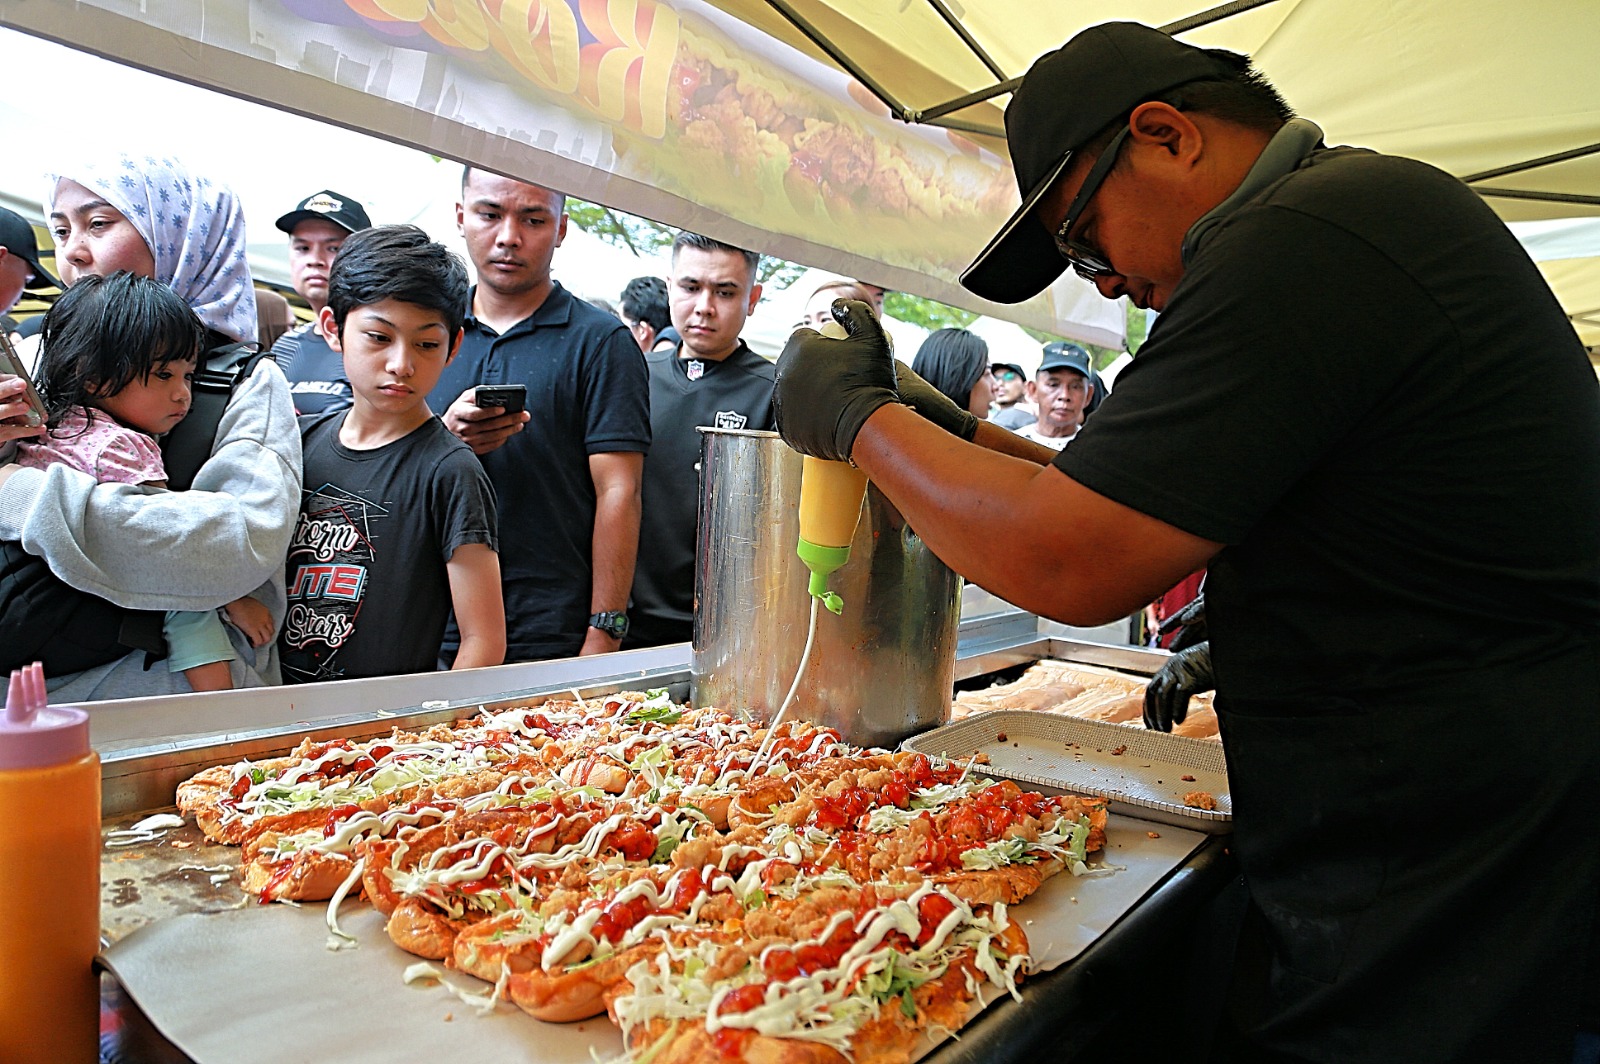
[279,225,503,683]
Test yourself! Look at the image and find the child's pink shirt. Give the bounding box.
[14,406,168,485]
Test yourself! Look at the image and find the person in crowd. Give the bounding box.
[1016,342,1095,450]
[619,275,671,354]
[628,232,773,648]
[0,205,59,315]
[0,152,300,700]
[853,280,889,318]
[428,166,648,662]
[987,362,1036,429]
[801,279,876,330]
[270,190,372,415]
[774,21,1599,1061]
[909,328,993,418]
[587,296,619,317]
[280,225,503,682]
[15,272,273,691]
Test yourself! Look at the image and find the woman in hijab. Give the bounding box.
[0,153,301,700]
[910,328,993,418]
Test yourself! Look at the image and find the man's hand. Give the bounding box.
[580,627,620,656]
[894,362,980,441]
[1142,641,1214,732]
[774,299,899,463]
[442,388,531,456]
[223,597,276,648]
[0,374,45,447]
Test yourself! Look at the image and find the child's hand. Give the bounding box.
[224,597,276,647]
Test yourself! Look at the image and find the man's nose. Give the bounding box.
[494,217,521,247]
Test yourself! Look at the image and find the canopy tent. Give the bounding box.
[0,0,1595,345]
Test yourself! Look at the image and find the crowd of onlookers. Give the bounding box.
[0,155,1113,702]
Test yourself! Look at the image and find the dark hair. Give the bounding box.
[325,224,470,337]
[671,232,760,283]
[619,276,670,332]
[911,328,990,409]
[460,164,567,213]
[1084,57,1294,161]
[35,271,205,430]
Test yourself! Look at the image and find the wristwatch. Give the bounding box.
[588,611,629,640]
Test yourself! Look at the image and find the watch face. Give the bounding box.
[592,612,628,638]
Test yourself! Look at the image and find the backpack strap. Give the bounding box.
[164,341,270,491]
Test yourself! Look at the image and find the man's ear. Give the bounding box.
[455,200,467,237]
[746,283,763,315]
[1025,379,1039,403]
[1128,100,1202,164]
[446,328,463,364]
[318,305,342,352]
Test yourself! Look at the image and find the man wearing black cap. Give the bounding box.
[1017,341,1095,450]
[0,206,60,316]
[774,20,1600,1064]
[270,190,373,414]
[987,361,1035,430]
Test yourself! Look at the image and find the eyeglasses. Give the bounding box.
[1052,124,1131,281]
[993,370,1020,382]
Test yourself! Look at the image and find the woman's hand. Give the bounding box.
[0,373,44,447]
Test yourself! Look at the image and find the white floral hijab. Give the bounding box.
[46,154,257,344]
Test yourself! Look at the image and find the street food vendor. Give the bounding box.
[774,21,1600,1064]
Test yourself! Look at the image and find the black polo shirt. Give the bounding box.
[427,282,649,661]
[628,340,775,647]
[1059,146,1600,702]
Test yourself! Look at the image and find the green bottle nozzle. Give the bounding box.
[796,538,850,614]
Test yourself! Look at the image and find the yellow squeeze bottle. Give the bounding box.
[795,320,869,614]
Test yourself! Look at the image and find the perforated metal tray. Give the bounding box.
[903,710,1232,833]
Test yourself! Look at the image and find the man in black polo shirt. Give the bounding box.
[627,233,774,648]
[428,166,649,662]
[270,189,372,414]
[773,21,1600,1064]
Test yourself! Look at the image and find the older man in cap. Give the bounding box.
[0,206,60,316]
[270,189,373,413]
[774,20,1600,1064]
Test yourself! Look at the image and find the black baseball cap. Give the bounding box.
[275,190,372,235]
[961,22,1241,304]
[0,206,61,291]
[1038,341,1092,377]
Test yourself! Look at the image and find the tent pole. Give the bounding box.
[923,0,1007,81]
[760,0,911,122]
[1463,143,1600,183]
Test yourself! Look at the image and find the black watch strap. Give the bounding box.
[588,611,629,639]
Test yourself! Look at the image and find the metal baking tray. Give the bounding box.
[903,710,1232,833]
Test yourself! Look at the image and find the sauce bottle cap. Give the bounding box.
[1,667,90,770]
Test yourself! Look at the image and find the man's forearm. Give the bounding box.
[590,484,640,615]
[972,420,1058,464]
[852,405,1217,626]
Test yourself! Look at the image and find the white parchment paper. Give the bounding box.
[100,816,1205,1063]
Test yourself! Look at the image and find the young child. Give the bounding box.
[278,225,504,682]
[16,271,275,691]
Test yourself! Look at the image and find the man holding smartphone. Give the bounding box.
[428,166,649,663]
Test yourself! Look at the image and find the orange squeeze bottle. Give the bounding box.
[0,665,100,1064]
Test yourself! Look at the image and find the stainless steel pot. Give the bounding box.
[691,429,960,748]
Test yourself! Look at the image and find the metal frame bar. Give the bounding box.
[1470,188,1600,207]
[1462,141,1600,183]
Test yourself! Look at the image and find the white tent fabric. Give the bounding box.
[1,0,1595,345]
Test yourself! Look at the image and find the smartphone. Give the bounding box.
[473,384,527,416]
[0,328,47,429]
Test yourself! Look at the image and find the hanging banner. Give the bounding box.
[0,0,1124,345]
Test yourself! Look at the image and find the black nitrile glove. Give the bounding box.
[1159,593,1207,651]
[1143,641,1214,732]
[774,299,899,463]
[894,362,980,441]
